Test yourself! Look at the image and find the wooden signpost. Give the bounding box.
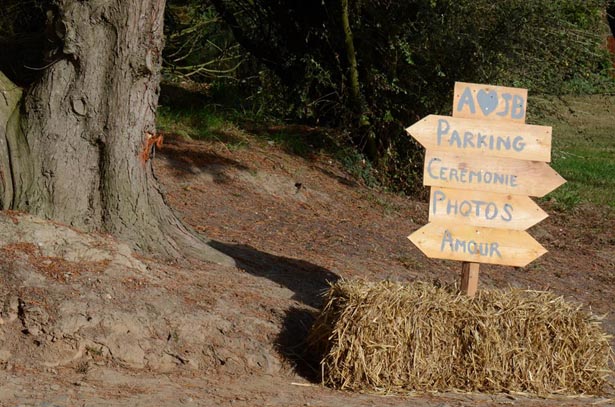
[406,82,565,297]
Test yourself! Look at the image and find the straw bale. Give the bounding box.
[308,280,613,395]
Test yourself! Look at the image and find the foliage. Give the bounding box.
[210,0,613,193]
[335,147,380,188]
[0,0,53,85]
[494,1,613,92]
[163,0,244,82]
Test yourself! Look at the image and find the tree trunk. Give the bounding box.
[0,0,233,266]
[340,0,361,116]
[339,0,377,161]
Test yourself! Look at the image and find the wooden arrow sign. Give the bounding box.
[406,115,552,162]
[408,222,547,267]
[424,151,566,197]
[429,187,548,230]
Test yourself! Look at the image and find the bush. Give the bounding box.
[209,0,613,193]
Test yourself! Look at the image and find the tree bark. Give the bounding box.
[0,0,233,266]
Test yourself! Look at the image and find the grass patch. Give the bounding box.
[335,147,379,188]
[536,95,615,209]
[156,104,382,186]
[156,105,249,149]
[156,105,318,156]
[261,130,313,157]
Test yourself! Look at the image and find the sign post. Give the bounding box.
[406,82,565,297]
[461,262,480,298]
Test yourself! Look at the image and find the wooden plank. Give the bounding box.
[406,114,551,162]
[461,262,480,297]
[423,151,566,197]
[408,223,547,267]
[428,187,548,230]
[453,82,528,123]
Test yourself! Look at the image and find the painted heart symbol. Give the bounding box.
[477,89,498,116]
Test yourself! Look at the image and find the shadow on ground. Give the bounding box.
[276,306,323,382]
[208,241,338,381]
[160,134,250,179]
[208,241,339,307]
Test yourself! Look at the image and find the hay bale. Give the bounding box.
[308,279,614,395]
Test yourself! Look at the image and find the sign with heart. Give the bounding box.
[454,82,527,123]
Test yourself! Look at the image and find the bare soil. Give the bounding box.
[0,119,613,406]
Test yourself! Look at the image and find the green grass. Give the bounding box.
[156,105,249,149]
[536,96,615,209]
[157,104,334,158]
[335,147,380,188]
[262,130,313,157]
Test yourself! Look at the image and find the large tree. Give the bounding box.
[0,0,233,265]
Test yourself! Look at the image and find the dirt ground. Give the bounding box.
[0,110,613,406]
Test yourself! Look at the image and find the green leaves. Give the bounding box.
[171,0,613,193]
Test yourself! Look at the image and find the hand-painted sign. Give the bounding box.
[429,187,548,230]
[424,151,566,197]
[408,223,547,267]
[406,114,552,162]
[406,82,565,270]
[453,82,528,123]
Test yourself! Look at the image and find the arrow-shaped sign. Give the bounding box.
[406,115,552,162]
[424,151,566,197]
[429,187,548,230]
[408,223,547,267]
